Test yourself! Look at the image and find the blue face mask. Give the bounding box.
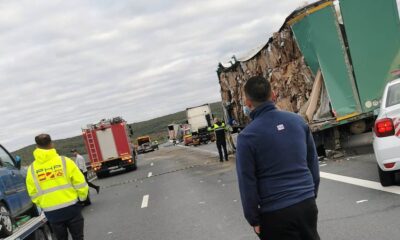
[243,106,252,117]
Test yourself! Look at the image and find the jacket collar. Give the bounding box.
[250,101,277,120]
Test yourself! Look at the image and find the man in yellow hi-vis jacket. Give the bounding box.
[26,134,89,240]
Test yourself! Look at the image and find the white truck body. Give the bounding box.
[186,104,212,133]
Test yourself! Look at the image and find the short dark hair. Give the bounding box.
[35,134,52,148]
[244,76,271,103]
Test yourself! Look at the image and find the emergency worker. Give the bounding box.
[26,134,89,240]
[213,118,229,162]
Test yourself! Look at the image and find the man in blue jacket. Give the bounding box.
[236,76,320,240]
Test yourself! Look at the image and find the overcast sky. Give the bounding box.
[1,0,399,151]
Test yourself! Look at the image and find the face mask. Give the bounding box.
[243,105,251,117]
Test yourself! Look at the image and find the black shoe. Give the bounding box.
[220,160,223,163]
[95,186,100,194]
[225,159,229,161]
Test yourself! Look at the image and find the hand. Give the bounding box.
[253,225,261,235]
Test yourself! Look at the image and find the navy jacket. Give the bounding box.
[236,101,320,226]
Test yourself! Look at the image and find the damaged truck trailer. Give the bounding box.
[217,0,400,154]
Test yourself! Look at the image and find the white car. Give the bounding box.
[373,78,400,186]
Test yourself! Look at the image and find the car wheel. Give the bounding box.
[0,203,13,237]
[378,165,395,186]
[27,225,54,240]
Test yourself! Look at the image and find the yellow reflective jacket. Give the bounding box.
[26,148,89,212]
[213,122,226,131]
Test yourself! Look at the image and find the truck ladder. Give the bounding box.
[86,131,99,162]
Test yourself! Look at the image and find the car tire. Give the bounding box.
[0,203,14,238]
[378,165,395,186]
[27,224,54,240]
[125,163,137,172]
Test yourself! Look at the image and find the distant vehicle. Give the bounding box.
[0,144,54,239]
[373,78,400,186]
[137,136,154,154]
[186,104,214,145]
[82,117,137,178]
[167,124,180,142]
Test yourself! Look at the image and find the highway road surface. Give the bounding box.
[83,143,400,240]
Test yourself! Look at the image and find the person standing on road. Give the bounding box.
[236,76,320,240]
[213,118,229,162]
[72,149,100,194]
[26,134,89,240]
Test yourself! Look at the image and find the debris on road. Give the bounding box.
[356,200,368,204]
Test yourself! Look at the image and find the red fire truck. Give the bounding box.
[82,117,137,178]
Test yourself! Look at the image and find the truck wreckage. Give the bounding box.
[217,0,400,153]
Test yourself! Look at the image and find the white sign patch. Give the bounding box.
[277,124,285,131]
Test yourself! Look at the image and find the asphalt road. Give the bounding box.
[83,143,400,240]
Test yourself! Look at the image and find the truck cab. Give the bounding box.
[0,144,35,237]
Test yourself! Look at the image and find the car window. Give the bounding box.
[386,83,400,107]
[0,147,15,168]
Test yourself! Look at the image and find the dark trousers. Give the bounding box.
[50,212,84,240]
[83,171,98,190]
[216,141,228,161]
[259,198,320,240]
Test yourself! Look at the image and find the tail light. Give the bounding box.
[374,118,395,137]
[384,162,396,169]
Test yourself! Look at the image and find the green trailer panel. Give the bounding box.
[291,17,320,75]
[291,3,360,117]
[339,0,400,112]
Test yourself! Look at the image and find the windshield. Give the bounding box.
[386,82,400,107]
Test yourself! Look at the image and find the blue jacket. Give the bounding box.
[236,101,320,226]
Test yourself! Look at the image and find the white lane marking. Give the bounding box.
[356,199,368,204]
[141,195,149,208]
[148,172,153,178]
[320,171,400,195]
[150,162,154,166]
[319,164,327,167]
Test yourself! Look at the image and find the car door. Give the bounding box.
[0,146,23,216]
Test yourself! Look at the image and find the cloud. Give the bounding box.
[1,0,382,151]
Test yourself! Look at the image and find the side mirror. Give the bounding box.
[15,156,21,169]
